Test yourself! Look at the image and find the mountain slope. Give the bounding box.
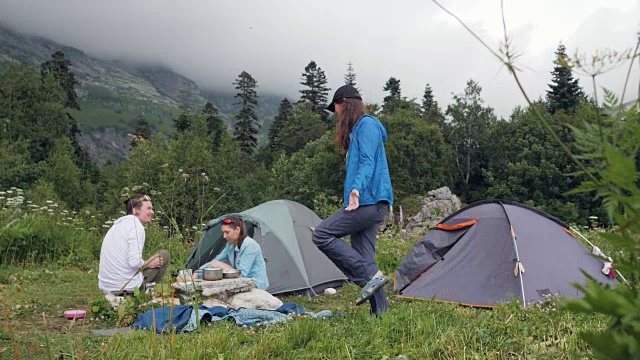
[0,25,279,164]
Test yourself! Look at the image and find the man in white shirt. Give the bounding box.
[98,194,169,295]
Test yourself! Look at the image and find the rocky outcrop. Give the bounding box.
[405,187,462,233]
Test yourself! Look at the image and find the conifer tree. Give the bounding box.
[421,84,436,114]
[269,98,293,153]
[299,61,331,125]
[173,102,192,133]
[233,71,259,153]
[382,77,402,115]
[41,50,80,110]
[421,83,443,127]
[344,61,359,91]
[203,101,226,152]
[546,44,585,115]
[130,115,151,149]
[40,50,95,176]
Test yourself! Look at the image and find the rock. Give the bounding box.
[405,186,462,234]
[227,289,283,310]
[324,288,337,295]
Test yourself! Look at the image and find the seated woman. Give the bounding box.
[198,216,269,290]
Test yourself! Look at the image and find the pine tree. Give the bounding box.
[130,115,151,149]
[233,71,259,153]
[299,61,331,125]
[546,44,585,115]
[382,77,402,115]
[344,61,359,91]
[421,83,443,127]
[41,50,81,110]
[269,98,293,153]
[421,84,436,114]
[173,102,192,133]
[40,50,96,177]
[203,101,226,152]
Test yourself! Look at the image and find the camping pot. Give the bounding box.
[223,269,240,279]
[203,267,223,281]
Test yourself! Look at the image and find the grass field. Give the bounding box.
[0,255,608,359]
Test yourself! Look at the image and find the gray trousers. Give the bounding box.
[142,249,170,285]
[312,202,389,315]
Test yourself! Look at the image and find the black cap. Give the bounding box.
[326,85,362,112]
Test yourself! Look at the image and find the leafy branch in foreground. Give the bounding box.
[431,1,640,357]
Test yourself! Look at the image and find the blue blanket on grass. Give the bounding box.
[132,302,335,334]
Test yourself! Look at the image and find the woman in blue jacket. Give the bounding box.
[312,85,393,316]
[201,216,269,290]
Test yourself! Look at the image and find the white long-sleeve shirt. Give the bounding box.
[98,215,146,294]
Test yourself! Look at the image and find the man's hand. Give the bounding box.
[345,189,360,211]
[144,254,164,269]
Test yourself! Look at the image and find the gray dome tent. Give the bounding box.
[184,200,347,295]
[394,200,619,307]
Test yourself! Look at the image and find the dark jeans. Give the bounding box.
[312,202,389,315]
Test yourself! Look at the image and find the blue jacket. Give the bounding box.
[344,115,394,207]
[200,236,269,290]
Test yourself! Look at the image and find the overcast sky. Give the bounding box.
[0,0,638,117]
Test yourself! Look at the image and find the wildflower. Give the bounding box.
[26,201,32,204]
[6,190,12,194]
[0,192,5,195]
[160,163,169,168]
[46,200,53,204]
[0,197,5,200]
[102,225,110,228]
[201,172,206,176]
[214,187,221,192]
[48,209,53,212]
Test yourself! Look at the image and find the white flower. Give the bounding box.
[6,190,12,194]
[0,192,5,195]
[45,200,53,204]
[102,225,110,228]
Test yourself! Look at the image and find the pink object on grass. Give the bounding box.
[64,310,86,320]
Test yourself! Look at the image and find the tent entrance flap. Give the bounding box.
[393,218,477,291]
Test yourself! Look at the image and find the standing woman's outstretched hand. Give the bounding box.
[345,189,360,211]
